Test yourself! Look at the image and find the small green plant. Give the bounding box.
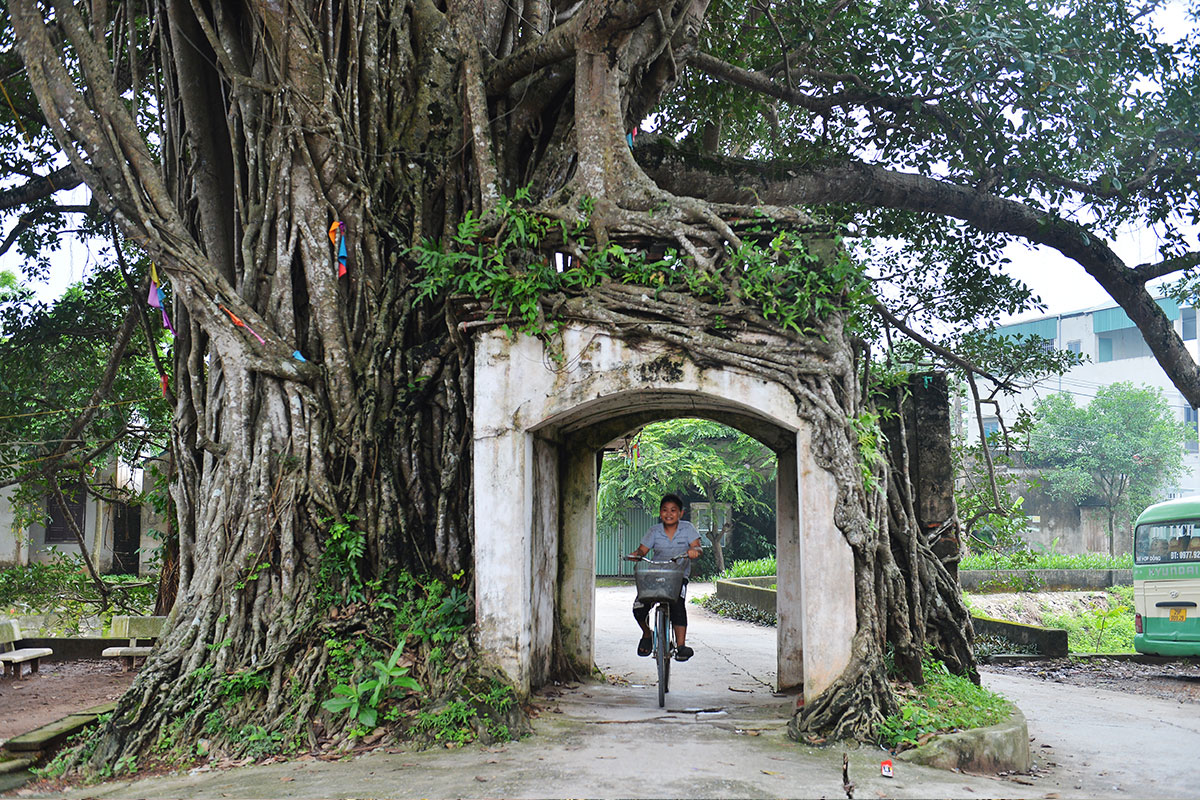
[1089,603,1129,652]
[412,677,517,745]
[318,514,368,601]
[876,657,1010,749]
[322,640,421,730]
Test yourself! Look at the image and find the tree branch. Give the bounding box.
[1134,251,1200,282]
[636,138,1200,407]
[0,165,83,212]
[874,302,1008,388]
[0,203,93,257]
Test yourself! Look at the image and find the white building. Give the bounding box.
[0,461,163,575]
[969,298,1200,553]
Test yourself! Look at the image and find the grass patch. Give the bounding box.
[960,551,1132,570]
[877,658,1011,750]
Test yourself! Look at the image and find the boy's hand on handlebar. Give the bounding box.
[687,547,701,559]
[623,553,643,561]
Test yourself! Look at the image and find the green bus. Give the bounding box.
[1133,496,1200,656]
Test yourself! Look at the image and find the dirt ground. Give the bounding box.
[985,657,1200,704]
[0,660,134,744]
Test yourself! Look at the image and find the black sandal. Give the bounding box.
[637,636,653,657]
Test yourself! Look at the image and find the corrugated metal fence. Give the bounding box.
[596,506,657,576]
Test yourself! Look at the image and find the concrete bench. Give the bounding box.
[0,619,54,679]
[102,615,167,671]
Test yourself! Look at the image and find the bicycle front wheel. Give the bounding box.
[655,603,669,707]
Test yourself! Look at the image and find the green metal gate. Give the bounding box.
[595,506,656,576]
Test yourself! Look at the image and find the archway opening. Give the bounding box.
[591,416,780,695]
[526,389,808,694]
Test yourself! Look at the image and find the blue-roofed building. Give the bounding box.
[970,298,1200,553]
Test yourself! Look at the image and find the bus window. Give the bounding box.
[1135,521,1200,564]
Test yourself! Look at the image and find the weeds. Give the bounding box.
[876,658,1010,749]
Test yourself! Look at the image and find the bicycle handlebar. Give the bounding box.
[621,554,689,564]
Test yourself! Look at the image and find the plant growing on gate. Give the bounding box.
[322,639,421,729]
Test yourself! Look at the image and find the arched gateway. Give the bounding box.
[472,323,856,707]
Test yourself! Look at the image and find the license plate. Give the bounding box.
[1170,608,1188,622]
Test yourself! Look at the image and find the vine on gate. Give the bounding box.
[413,191,871,339]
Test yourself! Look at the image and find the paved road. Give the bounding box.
[13,584,1196,798]
[984,670,1200,799]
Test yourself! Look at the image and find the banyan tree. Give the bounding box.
[5,0,1197,768]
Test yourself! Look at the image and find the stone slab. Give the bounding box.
[0,756,34,775]
[972,614,1068,657]
[0,647,53,663]
[5,713,99,753]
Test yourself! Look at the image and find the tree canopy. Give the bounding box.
[597,419,775,525]
[1026,382,1189,552]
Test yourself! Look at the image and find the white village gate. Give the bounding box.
[472,324,856,707]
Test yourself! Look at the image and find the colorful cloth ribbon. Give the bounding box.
[219,304,267,345]
[328,221,348,278]
[146,263,176,335]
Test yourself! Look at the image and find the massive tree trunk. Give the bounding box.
[12,0,972,762]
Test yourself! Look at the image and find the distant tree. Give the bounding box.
[0,262,173,609]
[598,419,775,573]
[1026,383,1188,554]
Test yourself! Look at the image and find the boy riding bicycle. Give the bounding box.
[627,494,702,662]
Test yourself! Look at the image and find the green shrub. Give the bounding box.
[715,557,777,580]
[876,658,1011,749]
[0,550,155,634]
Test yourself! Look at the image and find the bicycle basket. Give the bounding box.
[634,560,685,602]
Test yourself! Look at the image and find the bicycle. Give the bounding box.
[624,554,688,707]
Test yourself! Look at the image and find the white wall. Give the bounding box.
[0,487,23,566]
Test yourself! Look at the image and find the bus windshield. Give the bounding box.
[1135,520,1200,564]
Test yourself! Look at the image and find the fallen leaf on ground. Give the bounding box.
[761,770,781,775]
[475,776,488,782]
[280,777,294,783]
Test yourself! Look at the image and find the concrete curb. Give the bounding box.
[895,703,1031,775]
[714,577,777,613]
